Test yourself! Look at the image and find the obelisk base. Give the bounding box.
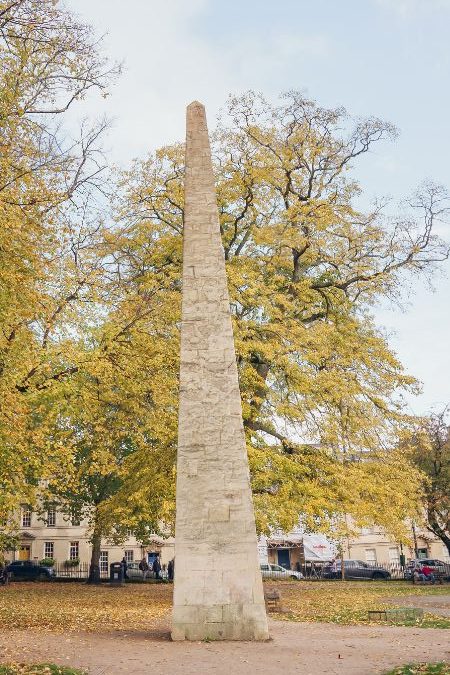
[172,602,269,641]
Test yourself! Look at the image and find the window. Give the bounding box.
[71,515,81,526]
[44,542,54,559]
[99,551,109,574]
[21,506,31,528]
[389,547,400,564]
[47,507,56,527]
[365,548,377,565]
[69,541,79,560]
[124,550,134,563]
[126,529,133,538]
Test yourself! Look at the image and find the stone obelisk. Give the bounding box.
[171,102,269,642]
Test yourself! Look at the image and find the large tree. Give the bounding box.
[41,269,179,581]
[111,91,449,539]
[0,0,117,541]
[2,6,448,551]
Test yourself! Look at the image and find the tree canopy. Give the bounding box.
[111,91,449,539]
[0,0,117,543]
[1,2,449,552]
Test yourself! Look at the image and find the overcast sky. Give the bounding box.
[68,0,450,415]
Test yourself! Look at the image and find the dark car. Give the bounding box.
[323,559,390,580]
[6,560,55,581]
[404,559,450,580]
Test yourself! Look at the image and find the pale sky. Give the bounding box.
[68,0,450,415]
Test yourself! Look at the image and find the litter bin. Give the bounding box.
[110,561,124,585]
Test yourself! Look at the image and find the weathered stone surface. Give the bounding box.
[171,101,269,642]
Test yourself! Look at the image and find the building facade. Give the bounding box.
[8,505,174,573]
[346,525,450,565]
[7,506,449,573]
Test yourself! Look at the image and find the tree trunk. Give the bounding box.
[427,512,450,557]
[87,527,102,584]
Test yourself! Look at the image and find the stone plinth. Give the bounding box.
[171,101,269,642]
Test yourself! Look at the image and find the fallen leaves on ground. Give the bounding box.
[0,583,172,632]
[0,580,448,633]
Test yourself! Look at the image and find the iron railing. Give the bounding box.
[52,562,108,579]
[261,560,450,581]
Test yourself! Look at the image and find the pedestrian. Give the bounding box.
[121,556,129,580]
[330,558,338,578]
[139,556,149,581]
[0,560,9,586]
[168,558,174,581]
[420,563,435,584]
[153,555,161,580]
[413,563,423,583]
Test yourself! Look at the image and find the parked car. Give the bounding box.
[404,559,450,580]
[126,562,145,580]
[322,560,390,580]
[260,563,303,580]
[6,560,55,581]
[125,561,167,580]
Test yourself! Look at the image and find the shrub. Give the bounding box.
[63,558,80,568]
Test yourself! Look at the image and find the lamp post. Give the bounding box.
[411,521,419,558]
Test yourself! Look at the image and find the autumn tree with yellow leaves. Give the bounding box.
[0,0,117,545]
[1,1,449,558]
[40,265,180,581]
[114,91,449,542]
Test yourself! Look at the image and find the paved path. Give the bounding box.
[0,620,449,674]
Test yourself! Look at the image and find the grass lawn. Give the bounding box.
[384,665,450,674]
[0,580,448,632]
[279,580,450,627]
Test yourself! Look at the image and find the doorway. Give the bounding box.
[147,551,160,566]
[277,549,291,569]
[19,545,31,560]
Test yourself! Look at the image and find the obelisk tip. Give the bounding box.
[187,100,205,110]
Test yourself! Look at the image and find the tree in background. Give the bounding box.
[0,0,118,541]
[1,2,449,551]
[407,410,450,555]
[41,268,179,581]
[114,91,449,540]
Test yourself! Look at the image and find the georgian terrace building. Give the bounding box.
[346,525,449,566]
[7,505,174,574]
[6,505,449,574]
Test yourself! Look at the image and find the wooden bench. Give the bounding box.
[368,608,424,622]
[413,571,445,585]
